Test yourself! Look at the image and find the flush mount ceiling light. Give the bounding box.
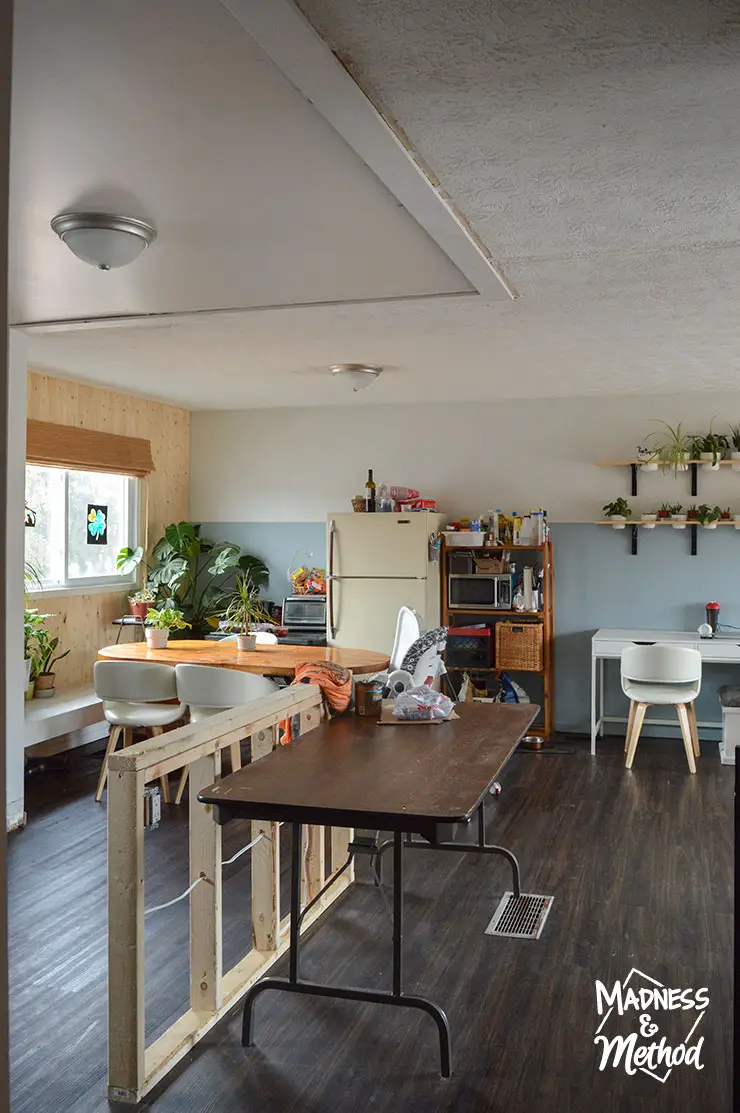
[330,363,383,392]
[50,212,157,270]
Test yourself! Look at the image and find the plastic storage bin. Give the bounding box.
[446,626,493,669]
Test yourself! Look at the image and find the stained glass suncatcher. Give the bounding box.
[87,504,108,545]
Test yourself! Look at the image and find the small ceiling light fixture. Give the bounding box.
[50,211,157,270]
[330,363,383,392]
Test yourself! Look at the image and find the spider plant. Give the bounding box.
[649,422,692,476]
[218,573,274,635]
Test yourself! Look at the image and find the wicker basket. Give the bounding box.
[495,622,543,672]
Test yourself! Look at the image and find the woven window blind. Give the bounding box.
[26,419,154,477]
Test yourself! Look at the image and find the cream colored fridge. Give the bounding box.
[326,513,444,654]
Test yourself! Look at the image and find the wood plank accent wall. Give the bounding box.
[27,372,190,689]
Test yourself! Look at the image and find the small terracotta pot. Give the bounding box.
[129,599,150,620]
[34,673,56,699]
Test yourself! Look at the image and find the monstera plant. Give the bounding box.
[118,522,269,638]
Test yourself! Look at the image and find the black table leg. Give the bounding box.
[376,800,522,898]
[241,826,452,1077]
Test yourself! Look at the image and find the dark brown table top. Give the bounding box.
[199,702,537,836]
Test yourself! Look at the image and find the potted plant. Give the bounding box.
[690,422,728,471]
[23,607,46,700]
[218,573,275,650]
[145,607,191,649]
[602,498,631,529]
[128,586,156,620]
[651,421,692,475]
[686,505,699,521]
[657,502,672,520]
[670,503,687,529]
[696,504,722,529]
[721,507,732,521]
[32,624,70,699]
[641,509,658,529]
[636,444,659,471]
[729,425,740,472]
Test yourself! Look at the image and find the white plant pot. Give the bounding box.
[236,633,257,651]
[641,514,657,530]
[671,514,688,530]
[731,452,740,473]
[702,521,718,530]
[145,628,169,649]
[608,516,627,530]
[640,460,659,471]
[734,515,740,530]
[24,657,32,687]
[700,452,720,471]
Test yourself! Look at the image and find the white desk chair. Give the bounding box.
[94,661,185,803]
[174,664,279,803]
[620,645,702,773]
[390,606,422,671]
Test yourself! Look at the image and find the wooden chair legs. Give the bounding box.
[150,726,171,803]
[624,702,647,769]
[676,704,697,774]
[174,766,189,806]
[625,701,636,752]
[175,739,241,806]
[624,700,698,773]
[687,701,700,757]
[95,725,122,802]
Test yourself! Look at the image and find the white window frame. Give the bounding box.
[25,466,140,596]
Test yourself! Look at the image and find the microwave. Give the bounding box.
[448,574,512,610]
[282,594,327,628]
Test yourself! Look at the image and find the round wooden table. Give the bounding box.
[97,640,390,678]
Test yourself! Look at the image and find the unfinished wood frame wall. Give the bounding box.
[107,686,354,1104]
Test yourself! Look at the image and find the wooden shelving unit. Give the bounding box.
[440,541,555,741]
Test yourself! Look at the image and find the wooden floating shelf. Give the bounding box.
[597,460,740,467]
[595,520,740,527]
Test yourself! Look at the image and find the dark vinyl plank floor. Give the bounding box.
[9,734,733,1112]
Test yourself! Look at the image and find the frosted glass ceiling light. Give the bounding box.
[50,212,157,270]
[330,363,382,392]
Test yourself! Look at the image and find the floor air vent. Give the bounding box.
[485,892,553,940]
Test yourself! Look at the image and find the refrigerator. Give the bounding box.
[327,513,444,653]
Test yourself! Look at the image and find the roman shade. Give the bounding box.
[26,419,154,477]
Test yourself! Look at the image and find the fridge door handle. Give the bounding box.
[328,518,337,639]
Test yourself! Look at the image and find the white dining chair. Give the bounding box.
[94,661,185,803]
[620,645,702,773]
[173,664,279,803]
[389,606,422,671]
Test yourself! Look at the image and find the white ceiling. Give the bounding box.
[17,0,740,407]
[9,0,472,324]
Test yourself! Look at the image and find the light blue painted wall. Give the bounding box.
[200,520,740,736]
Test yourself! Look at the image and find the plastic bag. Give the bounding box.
[393,685,454,721]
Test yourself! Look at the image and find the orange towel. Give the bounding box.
[280,660,352,743]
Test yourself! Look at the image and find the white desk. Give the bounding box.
[591,628,740,754]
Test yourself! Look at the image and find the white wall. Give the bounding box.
[190,392,740,522]
[6,332,26,829]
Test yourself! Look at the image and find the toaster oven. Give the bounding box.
[448,574,512,610]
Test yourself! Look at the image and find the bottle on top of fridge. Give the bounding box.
[364,469,376,512]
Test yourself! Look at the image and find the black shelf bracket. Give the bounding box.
[691,463,698,497]
[690,523,698,556]
[630,463,638,497]
[631,525,639,556]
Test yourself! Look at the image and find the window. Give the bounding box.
[25,465,139,590]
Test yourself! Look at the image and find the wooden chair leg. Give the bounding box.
[676,703,697,774]
[625,703,647,769]
[687,701,700,757]
[150,726,171,803]
[174,766,189,805]
[230,740,242,773]
[95,725,121,802]
[625,701,636,752]
[122,727,133,748]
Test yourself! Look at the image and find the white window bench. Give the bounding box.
[25,685,106,756]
